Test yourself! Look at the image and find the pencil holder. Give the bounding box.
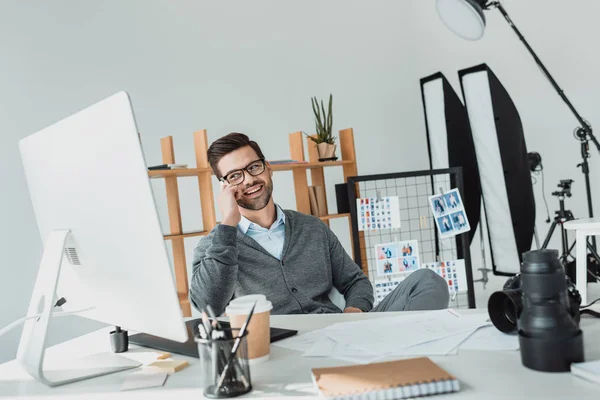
[195,328,252,398]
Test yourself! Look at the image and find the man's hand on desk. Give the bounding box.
[343,307,363,313]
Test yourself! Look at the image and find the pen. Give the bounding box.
[201,311,213,338]
[198,323,208,340]
[206,305,224,334]
[215,302,256,390]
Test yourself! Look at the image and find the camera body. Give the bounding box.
[552,179,574,197]
[489,272,581,334]
[558,179,574,188]
[488,249,584,372]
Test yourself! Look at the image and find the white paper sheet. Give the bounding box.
[458,325,520,351]
[301,336,386,364]
[276,311,494,362]
[272,328,327,352]
[303,336,376,358]
[324,310,488,355]
[392,328,477,356]
[121,371,168,391]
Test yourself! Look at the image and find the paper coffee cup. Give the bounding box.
[226,295,273,364]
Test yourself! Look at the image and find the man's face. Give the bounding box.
[217,146,273,210]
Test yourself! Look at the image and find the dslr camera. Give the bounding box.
[553,179,573,197]
[488,249,584,372]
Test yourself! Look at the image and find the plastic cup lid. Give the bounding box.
[226,295,272,315]
[230,294,267,306]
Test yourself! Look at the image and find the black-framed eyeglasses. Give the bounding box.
[220,158,266,185]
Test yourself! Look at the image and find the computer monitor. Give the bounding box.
[17,92,188,387]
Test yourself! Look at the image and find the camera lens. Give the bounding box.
[518,249,584,372]
[488,290,521,333]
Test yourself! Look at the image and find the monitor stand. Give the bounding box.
[16,230,141,387]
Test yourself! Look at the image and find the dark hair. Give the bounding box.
[207,133,265,178]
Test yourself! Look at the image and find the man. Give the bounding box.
[190,133,449,315]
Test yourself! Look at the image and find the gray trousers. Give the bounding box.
[371,269,450,312]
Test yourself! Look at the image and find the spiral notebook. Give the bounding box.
[311,357,460,399]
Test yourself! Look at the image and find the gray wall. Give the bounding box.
[2,0,600,363]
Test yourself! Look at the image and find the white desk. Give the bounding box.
[1,310,600,399]
[565,217,600,305]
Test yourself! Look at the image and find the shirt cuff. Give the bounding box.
[344,298,373,312]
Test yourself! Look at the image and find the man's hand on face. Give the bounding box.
[219,182,241,227]
[343,307,363,313]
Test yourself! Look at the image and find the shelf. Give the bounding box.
[149,168,212,179]
[148,160,353,179]
[163,230,208,240]
[319,213,351,221]
[270,160,354,171]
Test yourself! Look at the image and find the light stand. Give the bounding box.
[436,0,598,249]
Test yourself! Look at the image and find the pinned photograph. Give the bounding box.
[430,195,446,216]
[377,258,398,275]
[376,240,421,274]
[430,188,471,239]
[398,240,421,270]
[422,259,467,294]
[437,215,453,234]
[357,196,402,231]
[376,242,398,260]
[398,259,407,272]
[374,276,405,306]
[451,211,469,230]
[403,256,419,271]
[443,189,461,210]
[400,241,417,257]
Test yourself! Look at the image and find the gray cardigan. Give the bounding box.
[190,210,374,316]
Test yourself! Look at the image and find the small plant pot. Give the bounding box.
[317,143,337,161]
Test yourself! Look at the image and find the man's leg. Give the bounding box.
[371,269,449,312]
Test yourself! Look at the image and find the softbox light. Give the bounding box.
[420,72,482,246]
[458,63,536,275]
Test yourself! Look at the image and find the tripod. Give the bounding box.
[542,180,600,281]
[541,183,575,264]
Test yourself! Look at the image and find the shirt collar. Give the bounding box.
[238,204,285,234]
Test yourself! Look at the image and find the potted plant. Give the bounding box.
[308,94,337,161]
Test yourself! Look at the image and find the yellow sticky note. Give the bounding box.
[146,359,189,374]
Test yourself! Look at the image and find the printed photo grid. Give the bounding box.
[422,259,468,294]
[374,276,405,305]
[357,196,401,231]
[374,259,468,306]
[429,188,470,239]
[375,240,420,276]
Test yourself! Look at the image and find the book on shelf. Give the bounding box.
[314,185,328,217]
[308,186,320,217]
[269,159,308,165]
[308,185,328,217]
[148,163,188,170]
[311,357,460,400]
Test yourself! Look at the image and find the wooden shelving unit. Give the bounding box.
[150,128,361,316]
[163,231,208,240]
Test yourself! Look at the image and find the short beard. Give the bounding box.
[236,181,273,211]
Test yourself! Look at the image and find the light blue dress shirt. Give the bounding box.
[238,205,286,260]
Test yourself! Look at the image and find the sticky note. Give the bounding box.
[121,371,168,391]
[146,359,189,374]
